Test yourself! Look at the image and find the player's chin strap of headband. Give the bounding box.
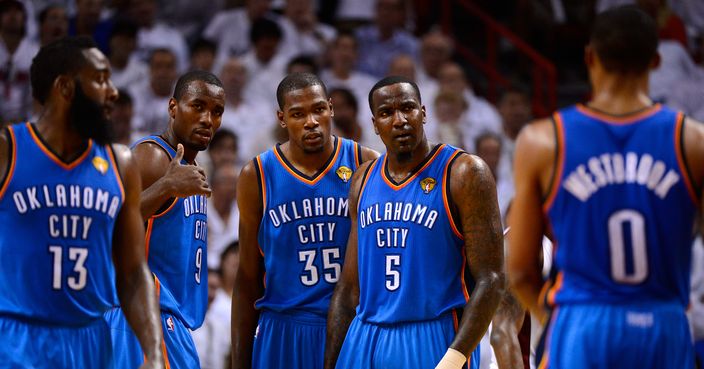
[434,348,467,369]
[435,227,511,369]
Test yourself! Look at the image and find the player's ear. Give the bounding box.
[277,110,286,128]
[372,116,379,135]
[55,75,75,102]
[584,44,595,69]
[650,52,661,70]
[168,98,177,119]
[421,104,426,124]
[328,98,334,118]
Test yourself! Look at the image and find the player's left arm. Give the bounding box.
[111,144,164,369]
[438,153,505,368]
[490,289,526,369]
[682,117,704,232]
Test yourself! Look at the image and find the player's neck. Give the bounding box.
[386,137,432,178]
[35,110,89,161]
[280,137,336,177]
[162,128,197,164]
[589,74,653,115]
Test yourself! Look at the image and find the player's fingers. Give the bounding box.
[173,144,184,164]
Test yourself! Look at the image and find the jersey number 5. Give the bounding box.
[49,246,88,291]
[608,209,648,284]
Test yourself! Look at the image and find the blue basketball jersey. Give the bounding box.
[255,137,363,317]
[133,135,208,329]
[356,144,468,323]
[0,123,123,325]
[544,104,698,307]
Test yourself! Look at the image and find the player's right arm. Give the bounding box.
[323,160,370,369]
[507,118,556,324]
[133,143,211,220]
[232,160,265,369]
[111,144,165,369]
[490,290,526,369]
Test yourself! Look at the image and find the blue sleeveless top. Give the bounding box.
[356,144,469,323]
[255,137,362,318]
[0,123,123,325]
[544,104,698,307]
[133,135,208,329]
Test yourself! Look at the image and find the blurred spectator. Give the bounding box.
[329,87,363,142]
[193,243,240,369]
[320,31,376,121]
[474,131,513,217]
[111,89,135,146]
[155,0,224,43]
[649,40,704,120]
[669,0,704,40]
[207,164,240,270]
[207,128,240,175]
[437,62,502,152]
[205,0,277,71]
[218,57,274,161]
[108,18,148,89]
[192,268,223,369]
[432,89,467,149]
[335,0,376,24]
[355,0,419,78]
[131,0,189,72]
[638,0,688,47]
[0,0,37,123]
[37,4,68,46]
[496,87,531,180]
[387,53,416,81]
[129,48,177,135]
[277,0,336,61]
[243,17,287,106]
[68,0,112,52]
[417,30,453,96]
[15,0,36,40]
[690,237,704,367]
[286,54,318,74]
[190,37,217,72]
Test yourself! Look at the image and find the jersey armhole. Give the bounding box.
[253,156,266,209]
[0,126,16,199]
[354,141,363,169]
[677,115,701,200]
[444,150,466,238]
[106,144,126,202]
[357,158,377,200]
[541,114,563,207]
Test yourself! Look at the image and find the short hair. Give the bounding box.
[333,30,358,48]
[109,17,138,40]
[250,17,282,44]
[276,72,328,110]
[172,70,224,100]
[37,4,63,25]
[219,241,240,277]
[30,36,97,104]
[0,0,24,17]
[497,85,531,104]
[148,47,175,64]
[590,5,658,74]
[115,89,133,106]
[474,131,502,153]
[329,87,358,113]
[191,37,217,55]
[286,54,319,75]
[368,75,421,111]
[208,128,238,152]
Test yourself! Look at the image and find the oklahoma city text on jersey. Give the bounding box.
[267,196,349,244]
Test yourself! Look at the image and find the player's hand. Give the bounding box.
[434,348,466,369]
[163,144,212,198]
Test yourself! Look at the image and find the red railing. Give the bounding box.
[439,0,557,117]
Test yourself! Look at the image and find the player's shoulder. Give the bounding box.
[448,151,491,180]
[131,138,172,164]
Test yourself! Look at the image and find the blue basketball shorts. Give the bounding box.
[536,303,694,369]
[105,307,200,369]
[0,315,113,369]
[335,313,481,369]
[252,310,326,369]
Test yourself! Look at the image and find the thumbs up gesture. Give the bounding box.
[164,144,212,198]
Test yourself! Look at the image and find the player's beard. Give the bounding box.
[68,81,114,146]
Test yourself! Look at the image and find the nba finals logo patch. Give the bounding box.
[92,156,108,174]
[336,166,352,183]
[420,177,436,194]
[166,316,175,332]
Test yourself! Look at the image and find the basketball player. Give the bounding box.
[324,76,505,369]
[0,37,163,368]
[105,70,225,368]
[232,72,377,369]
[508,6,704,369]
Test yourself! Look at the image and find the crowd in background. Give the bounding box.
[1,0,704,368]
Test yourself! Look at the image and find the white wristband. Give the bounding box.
[434,348,467,369]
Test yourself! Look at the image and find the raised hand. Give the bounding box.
[163,144,212,198]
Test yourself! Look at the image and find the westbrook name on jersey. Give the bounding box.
[255,136,362,317]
